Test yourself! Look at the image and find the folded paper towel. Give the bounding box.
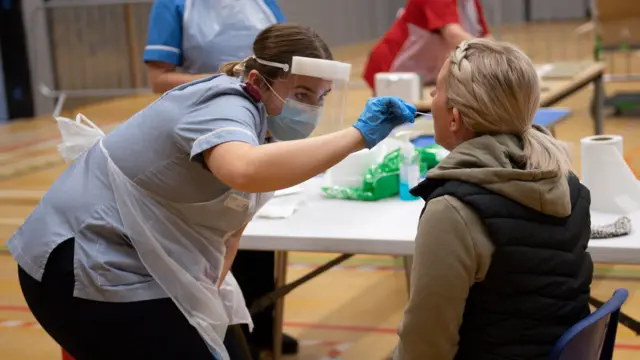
[255,185,305,219]
[591,216,632,239]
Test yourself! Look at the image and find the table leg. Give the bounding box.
[248,253,353,358]
[593,74,605,135]
[402,256,413,293]
[273,250,289,360]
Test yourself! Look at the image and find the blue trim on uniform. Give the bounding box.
[263,0,286,22]
[143,0,185,66]
[191,128,258,159]
[144,48,181,66]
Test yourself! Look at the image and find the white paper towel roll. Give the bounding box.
[581,135,640,215]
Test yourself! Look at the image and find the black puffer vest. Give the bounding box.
[410,173,593,360]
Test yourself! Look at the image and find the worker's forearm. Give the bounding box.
[151,72,212,93]
[243,127,366,193]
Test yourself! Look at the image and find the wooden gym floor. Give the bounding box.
[2,21,640,359]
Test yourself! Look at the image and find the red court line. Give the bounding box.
[616,344,640,351]
[284,321,396,334]
[284,322,640,351]
[0,305,29,312]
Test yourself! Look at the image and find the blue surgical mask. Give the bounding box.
[267,99,322,141]
[256,72,323,141]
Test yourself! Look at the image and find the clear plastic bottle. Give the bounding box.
[399,138,420,201]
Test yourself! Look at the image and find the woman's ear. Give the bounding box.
[452,108,461,124]
[450,107,462,131]
[246,70,268,91]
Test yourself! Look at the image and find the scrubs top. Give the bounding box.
[143,0,286,74]
[7,75,268,302]
[363,0,489,89]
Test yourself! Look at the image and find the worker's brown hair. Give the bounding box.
[219,23,332,83]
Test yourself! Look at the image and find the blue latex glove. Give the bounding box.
[352,96,416,149]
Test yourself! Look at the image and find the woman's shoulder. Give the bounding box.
[423,195,476,223]
[420,195,494,280]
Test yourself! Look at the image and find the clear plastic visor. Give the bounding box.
[255,55,352,137]
[284,75,349,137]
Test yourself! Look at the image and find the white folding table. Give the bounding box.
[240,177,640,358]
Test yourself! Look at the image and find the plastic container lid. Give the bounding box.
[399,135,415,162]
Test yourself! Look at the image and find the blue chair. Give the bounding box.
[549,289,629,360]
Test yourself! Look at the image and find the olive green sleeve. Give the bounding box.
[394,195,493,360]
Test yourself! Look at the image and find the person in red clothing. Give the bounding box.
[363,0,491,90]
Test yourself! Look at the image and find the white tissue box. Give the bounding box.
[374,72,422,103]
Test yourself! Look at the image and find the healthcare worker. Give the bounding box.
[144,0,285,93]
[363,0,491,90]
[9,23,415,360]
[143,0,294,356]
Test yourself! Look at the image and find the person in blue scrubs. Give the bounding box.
[144,0,286,93]
[10,24,416,360]
[143,0,295,356]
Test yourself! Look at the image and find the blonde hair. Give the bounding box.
[446,38,571,176]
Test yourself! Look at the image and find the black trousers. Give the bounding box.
[18,239,258,360]
[231,250,276,350]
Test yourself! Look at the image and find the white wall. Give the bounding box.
[481,0,527,25]
[530,0,588,21]
[278,0,405,47]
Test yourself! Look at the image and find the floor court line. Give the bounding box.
[286,322,640,352]
[0,305,30,312]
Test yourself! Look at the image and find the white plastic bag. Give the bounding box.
[55,114,105,162]
[322,138,404,188]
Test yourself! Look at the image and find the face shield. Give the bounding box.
[254,56,351,140]
[288,56,351,137]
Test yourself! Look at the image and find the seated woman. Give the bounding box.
[394,38,593,360]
